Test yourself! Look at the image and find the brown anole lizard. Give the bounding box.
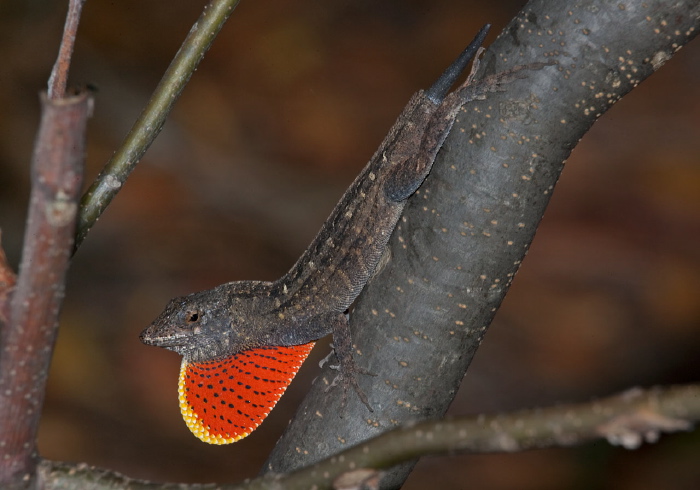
[140,25,536,444]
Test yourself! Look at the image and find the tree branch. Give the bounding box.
[0,90,91,488]
[74,0,242,251]
[36,384,700,489]
[263,0,700,487]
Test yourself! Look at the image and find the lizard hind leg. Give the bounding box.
[178,343,315,444]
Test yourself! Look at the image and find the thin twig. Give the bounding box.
[47,0,86,99]
[35,384,700,489]
[74,0,242,251]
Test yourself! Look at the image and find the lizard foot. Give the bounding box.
[324,346,375,412]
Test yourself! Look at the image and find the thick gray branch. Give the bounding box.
[263,0,700,487]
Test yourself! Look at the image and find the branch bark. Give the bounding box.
[263,0,700,487]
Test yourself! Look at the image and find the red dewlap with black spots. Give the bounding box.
[178,342,316,444]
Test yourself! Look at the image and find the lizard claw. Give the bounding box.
[324,346,375,412]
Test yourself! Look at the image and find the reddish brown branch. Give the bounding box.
[47,0,86,99]
[0,91,91,488]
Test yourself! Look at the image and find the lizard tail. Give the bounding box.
[425,23,491,104]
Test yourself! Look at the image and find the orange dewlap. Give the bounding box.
[178,342,315,444]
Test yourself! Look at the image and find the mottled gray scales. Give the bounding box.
[140,27,522,414]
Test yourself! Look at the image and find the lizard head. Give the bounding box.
[140,280,315,444]
[140,281,273,362]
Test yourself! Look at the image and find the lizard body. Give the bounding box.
[140,26,515,444]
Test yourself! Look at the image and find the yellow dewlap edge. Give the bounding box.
[178,358,252,445]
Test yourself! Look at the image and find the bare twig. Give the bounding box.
[35,384,700,489]
[74,0,242,250]
[0,91,91,488]
[47,0,86,100]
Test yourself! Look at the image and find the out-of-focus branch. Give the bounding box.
[74,0,242,251]
[0,90,91,488]
[47,0,86,99]
[36,384,700,489]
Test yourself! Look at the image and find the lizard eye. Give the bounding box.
[185,310,202,324]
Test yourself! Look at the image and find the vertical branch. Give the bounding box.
[47,0,86,100]
[0,91,91,488]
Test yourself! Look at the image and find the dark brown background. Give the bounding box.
[1,1,699,488]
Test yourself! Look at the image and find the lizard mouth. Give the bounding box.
[139,327,190,348]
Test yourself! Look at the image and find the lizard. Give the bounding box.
[140,25,535,445]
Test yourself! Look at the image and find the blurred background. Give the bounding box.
[1,0,699,488]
